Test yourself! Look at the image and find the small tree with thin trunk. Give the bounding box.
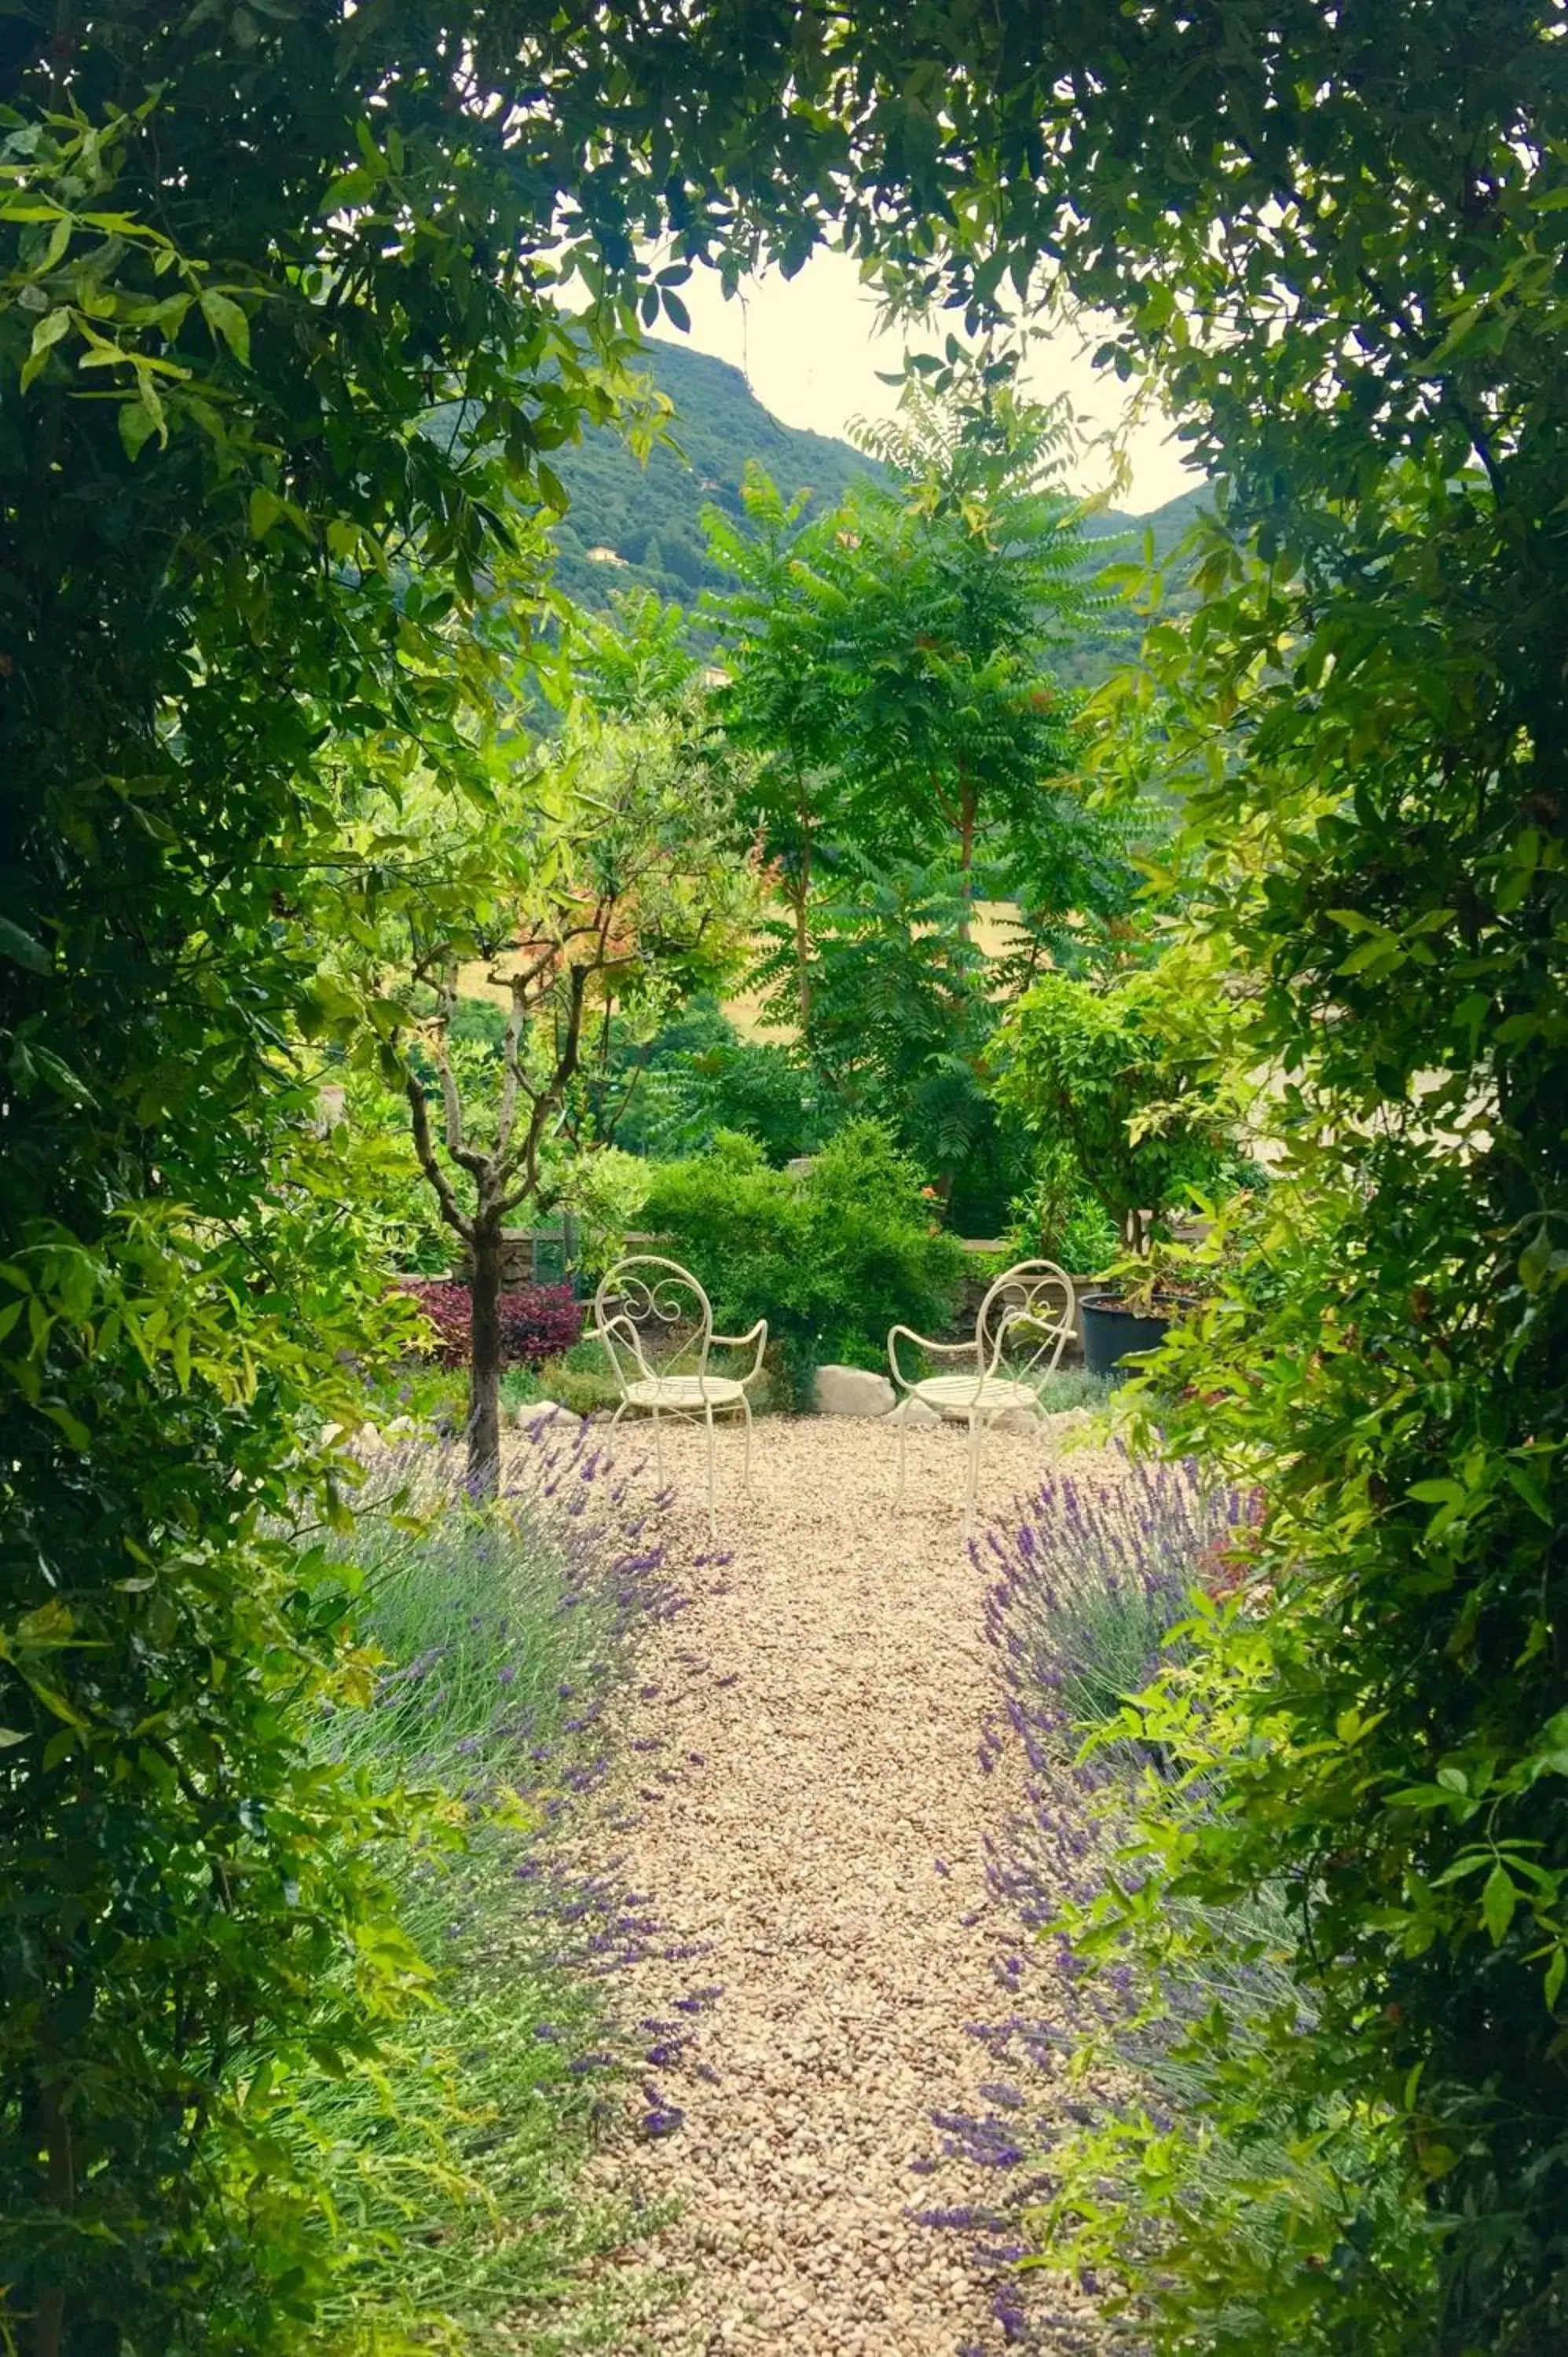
[997,967,1233,1253]
[357,698,752,1492]
[402,948,589,1490]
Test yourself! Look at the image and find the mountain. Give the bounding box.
[548,341,1207,680]
[548,341,876,613]
[1055,482,1210,687]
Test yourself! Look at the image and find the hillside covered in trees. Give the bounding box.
[548,341,877,609]
[549,340,1205,681]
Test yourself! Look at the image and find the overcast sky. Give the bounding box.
[647,249,1203,515]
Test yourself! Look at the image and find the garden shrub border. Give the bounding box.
[403,1278,585,1370]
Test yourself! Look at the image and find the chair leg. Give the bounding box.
[652,1406,664,1486]
[964,1410,983,1539]
[739,1393,754,1496]
[703,1405,716,1543]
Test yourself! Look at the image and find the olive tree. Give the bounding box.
[361,701,753,1490]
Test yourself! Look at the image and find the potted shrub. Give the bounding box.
[1076,1244,1206,1378]
[998,970,1236,1374]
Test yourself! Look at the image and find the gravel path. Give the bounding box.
[575,1413,1120,2357]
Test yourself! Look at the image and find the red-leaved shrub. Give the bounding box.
[403,1280,584,1369]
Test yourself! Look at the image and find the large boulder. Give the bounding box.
[813,1364,896,1417]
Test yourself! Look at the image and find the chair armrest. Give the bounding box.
[712,1318,768,1384]
[887,1325,979,1391]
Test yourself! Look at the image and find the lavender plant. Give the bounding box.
[977,1451,1250,1754]
[973,1455,1272,2102]
[916,1457,1273,2348]
[326,1422,679,1785]
[277,1421,689,2351]
[952,1461,1421,2354]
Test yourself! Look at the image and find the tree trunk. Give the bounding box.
[958,775,976,943]
[792,887,811,1030]
[467,1215,504,1497]
[790,834,812,1031]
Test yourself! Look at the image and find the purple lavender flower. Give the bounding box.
[911,1453,1251,2335]
[639,2085,684,2139]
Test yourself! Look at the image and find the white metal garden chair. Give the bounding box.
[888,1259,1075,1530]
[590,1255,768,1538]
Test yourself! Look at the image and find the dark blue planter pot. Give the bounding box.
[1080,1294,1174,1380]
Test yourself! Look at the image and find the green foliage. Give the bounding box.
[535,337,1196,683]
[635,1133,810,1387]
[328,1035,660,1287]
[564,585,698,720]
[705,368,1124,911]
[830,367,1104,894]
[700,463,881,1027]
[1031,1366,1116,1419]
[443,997,511,1057]
[328,683,756,1487]
[17,0,1568,2343]
[551,1145,654,1279]
[1035,1594,1438,2357]
[296,1465,658,2351]
[998,968,1236,1252]
[669,1037,840,1166]
[866,10,1568,2341]
[612,1004,842,1166]
[530,1354,625,1420]
[1003,1145,1120,1274]
[322,1062,457,1275]
[752,851,1030,1226]
[0,1187,432,2352]
[637,1123,964,1402]
[547,342,877,615]
[1,36,638,2342]
[0,5,949,2341]
[562,968,840,1170]
[800,1121,968,1362]
[705,364,1147,1219]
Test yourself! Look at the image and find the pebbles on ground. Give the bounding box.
[552,1413,1122,2356]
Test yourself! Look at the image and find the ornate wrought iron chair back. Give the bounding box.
[594,1255,715,1394]
[886,1256,1075,1534]
[590,1255,768,1538]
[976,1259,1075,1388]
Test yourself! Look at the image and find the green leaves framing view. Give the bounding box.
[2,5,1566,2355]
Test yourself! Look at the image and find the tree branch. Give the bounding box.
[500,962,592,1215]
[433,971,467,1160]
[494,975,527,1157]
[405,1070,474,1241]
